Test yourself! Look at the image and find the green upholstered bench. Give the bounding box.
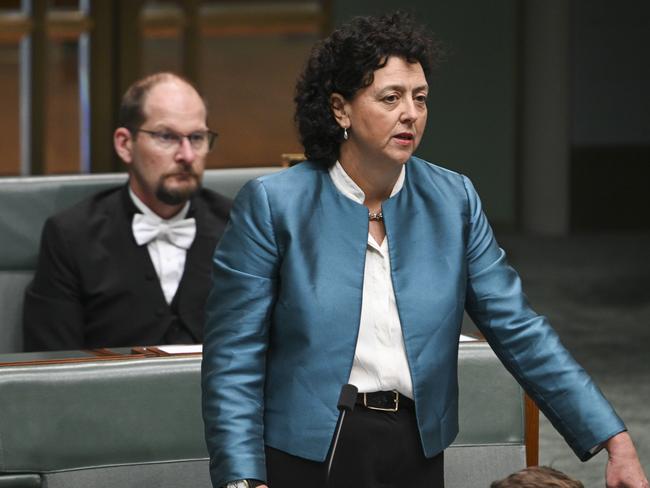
[0,342,530,488]
[0,354,209,488]
[0,167,281,353]
[447,341,530,486]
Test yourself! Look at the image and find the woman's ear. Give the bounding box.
[330,93,349,129]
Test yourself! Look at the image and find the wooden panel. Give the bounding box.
[116,0,144,96]
[181,0,199,84]
[0,12,31,42]
[26,0,47,174]
[88,0,120,172]
[525,393,539,466]
[0,43,21,175]
[46,10,93,40]
[44,39,80,173]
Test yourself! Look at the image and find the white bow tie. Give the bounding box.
[132,213,197,250]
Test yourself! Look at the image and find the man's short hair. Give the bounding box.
[117,72,206,132]
[491,466,584,488]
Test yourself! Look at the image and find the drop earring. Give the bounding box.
[343,127,349,140]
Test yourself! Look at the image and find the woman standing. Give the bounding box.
[202,12,647,488]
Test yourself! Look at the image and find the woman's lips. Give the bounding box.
[393,133,414,145]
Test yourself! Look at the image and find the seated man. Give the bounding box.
[23,72,231,351]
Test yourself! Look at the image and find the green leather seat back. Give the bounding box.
[0,342,526,487]
[0,475,41,488]
[447,341,526,487]
[0,356,205,472]
[0,355,210,488]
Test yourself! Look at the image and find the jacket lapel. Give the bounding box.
[382,163,466,379]
[174,194,221,341]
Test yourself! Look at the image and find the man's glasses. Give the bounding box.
[134,128,218,153]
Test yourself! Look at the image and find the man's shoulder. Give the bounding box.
[194,187,232,221]
[47,186,125,231]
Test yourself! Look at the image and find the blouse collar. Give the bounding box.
[328,161,405,205]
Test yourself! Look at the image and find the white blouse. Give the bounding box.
[329,162,413,399]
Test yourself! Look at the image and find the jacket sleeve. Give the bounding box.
[23,217,85,352]
[202,179,279,487]
[461,175,625,461]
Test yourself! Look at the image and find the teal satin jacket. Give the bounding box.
[202,158,624,487]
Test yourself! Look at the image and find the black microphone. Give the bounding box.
[326,384,358,486]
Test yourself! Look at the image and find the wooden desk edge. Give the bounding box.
[525,393,540,466]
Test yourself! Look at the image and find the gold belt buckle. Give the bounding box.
[363,391,399,412]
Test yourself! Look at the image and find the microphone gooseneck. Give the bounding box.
[337,384,358,412]
[326,384,358,486]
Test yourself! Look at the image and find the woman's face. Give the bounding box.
[334,56,428,169]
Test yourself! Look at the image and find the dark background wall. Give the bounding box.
[570,0,650,230]
[571,0,650,147]
[2,0,647,231]
[332,0,650,232]
[332,0,519,227]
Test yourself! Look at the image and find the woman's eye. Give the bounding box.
[384,95,398,103]
[415,95,428,104]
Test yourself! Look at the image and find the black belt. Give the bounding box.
[356,391,414,412]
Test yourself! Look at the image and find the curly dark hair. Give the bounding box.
[294,11,443,166]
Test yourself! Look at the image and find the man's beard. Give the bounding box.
[155,172,201,205]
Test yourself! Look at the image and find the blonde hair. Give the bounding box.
[491,466,584,488]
